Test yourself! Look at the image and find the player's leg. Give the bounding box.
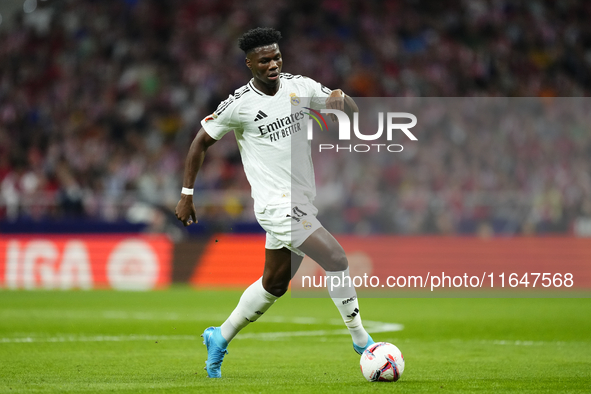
[220,247,303,342]
[203,247,303,378]
[298,227,374,354]
[262,247,304,294]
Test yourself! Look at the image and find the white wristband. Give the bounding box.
[181,187,194,196]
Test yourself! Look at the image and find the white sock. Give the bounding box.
[326,268,369,347]
[220,277,279,344]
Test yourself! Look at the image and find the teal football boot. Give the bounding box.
[201,326,228,378]
[353,333,375,355]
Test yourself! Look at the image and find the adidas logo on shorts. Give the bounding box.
[254,110,268,121]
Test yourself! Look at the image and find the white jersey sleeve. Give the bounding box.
[302,76,332,109]
[200,94,242,140]
[309,78,332,99]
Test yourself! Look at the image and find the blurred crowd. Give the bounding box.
[0,0,590,235]
[312,98,591,235]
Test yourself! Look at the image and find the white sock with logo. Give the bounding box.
[326,268,369,347]
[220,277,279,344]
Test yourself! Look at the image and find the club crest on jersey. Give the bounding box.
[203,113,218,122]
[290,93,300,106]
[302,220,312,230]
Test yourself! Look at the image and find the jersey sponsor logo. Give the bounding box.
[258,110,305,136]
[254,110,268,122]
[290,93,300,106]
[258,110,306,142]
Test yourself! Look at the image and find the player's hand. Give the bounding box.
[175,195,198,226]
[325,90,346,122]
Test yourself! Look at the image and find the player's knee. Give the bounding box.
[265,283,289,297]
[262,277,289,297]
[327,249,348,272]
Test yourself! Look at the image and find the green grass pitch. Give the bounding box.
[1,288,590,393]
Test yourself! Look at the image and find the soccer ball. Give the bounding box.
[360,342,405,382]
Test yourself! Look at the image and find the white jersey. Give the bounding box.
[201,73,331,213]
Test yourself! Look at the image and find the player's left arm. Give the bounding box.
[325,89,358,121]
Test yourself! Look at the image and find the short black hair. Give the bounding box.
[238,27,282,54]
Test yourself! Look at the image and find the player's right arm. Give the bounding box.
[174,128,217,226]
[175,91,242,226]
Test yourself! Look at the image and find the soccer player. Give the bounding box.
[175,27,374,378]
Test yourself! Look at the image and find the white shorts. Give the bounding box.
[255,202,323,256]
